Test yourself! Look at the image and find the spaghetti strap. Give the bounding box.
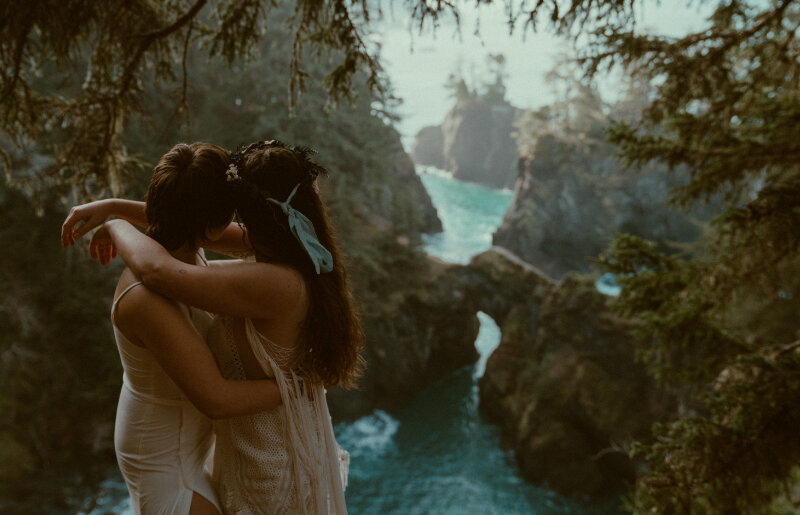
[111,281,144,325]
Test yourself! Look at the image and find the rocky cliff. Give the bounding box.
[331,245,665,498]
[324,131,442,239]
[329,246,552,421]
[357,132,442,235]
[328,254,480,419]
[452,249,665,499]
[478,268,666,498]
[410,126,445,170]
[493,134,708,279]
[411,97,520,189]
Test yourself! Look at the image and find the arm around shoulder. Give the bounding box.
[115,284,281,418]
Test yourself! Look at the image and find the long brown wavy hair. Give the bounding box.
[230,141,364,389]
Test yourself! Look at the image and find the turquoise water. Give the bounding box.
[419,167,514,264]
[335,315,613,514]
[595,273,622,296]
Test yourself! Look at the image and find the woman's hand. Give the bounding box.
[89,222,118,266]
[61,198,149,247]
[61,199,113,247]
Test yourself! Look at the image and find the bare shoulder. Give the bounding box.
[114,269,186,329]
[239,261,309,317]
[258,261,306,292]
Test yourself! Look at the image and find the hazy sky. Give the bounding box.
[371,2,711,145]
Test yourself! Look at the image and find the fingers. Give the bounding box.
[104,244,114,266]
[104,245,117,266]
[61,205,107,246]
[61,210,91,247]
[61,209,81,247]
[91,242,112,266]
[72,213,100,242]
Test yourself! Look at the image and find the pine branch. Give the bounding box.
[118,0,208,99]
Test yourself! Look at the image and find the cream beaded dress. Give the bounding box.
[206,315,349,514]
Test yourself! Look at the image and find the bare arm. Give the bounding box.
[103,219,302,320]
[116,283,281,419]
[62,199,147,246]
[61,198,251,256]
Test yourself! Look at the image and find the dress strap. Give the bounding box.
[111,281,144,325]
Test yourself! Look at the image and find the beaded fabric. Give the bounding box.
[206,315,349,514]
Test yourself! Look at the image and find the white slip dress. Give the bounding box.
[206,315,349,514]
[111,281,221,515]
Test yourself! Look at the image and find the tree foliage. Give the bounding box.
[0,0,384,199]
[0,0,640,201]
[0,182,123,511]
[583,1,800,511]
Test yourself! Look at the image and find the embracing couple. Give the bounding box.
[61,140,363,514]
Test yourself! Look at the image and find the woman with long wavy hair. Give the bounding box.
[87,140,363,514]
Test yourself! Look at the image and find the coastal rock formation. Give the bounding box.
[328,256,480,420]
[478,269,662,498]
[391,247,662,499]
[340,132,442,236]
[328,247,551,420]
[493,135,707,279]
[333,245,662,498]
[410,126,445,170]
[411,98,520,189]
[387,146,443,234]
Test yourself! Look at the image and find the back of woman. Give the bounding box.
[112,269,218,514]
[204,142,362,514]
[206,314,346,514]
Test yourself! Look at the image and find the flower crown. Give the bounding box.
[226,139,325,184]
[225,139,333,274]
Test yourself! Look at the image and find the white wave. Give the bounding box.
[416,165,454,179]
[335,410,400,456]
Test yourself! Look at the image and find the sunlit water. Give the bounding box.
[335,315,616,514]
[595,273,622,296]
[419,166,514,264]
[86,167,618,514]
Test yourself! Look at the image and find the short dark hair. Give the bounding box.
[145,143,234,251]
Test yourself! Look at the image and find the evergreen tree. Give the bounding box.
[482,53,508,104]
[0,0,384,199]
[578,1,800,511]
